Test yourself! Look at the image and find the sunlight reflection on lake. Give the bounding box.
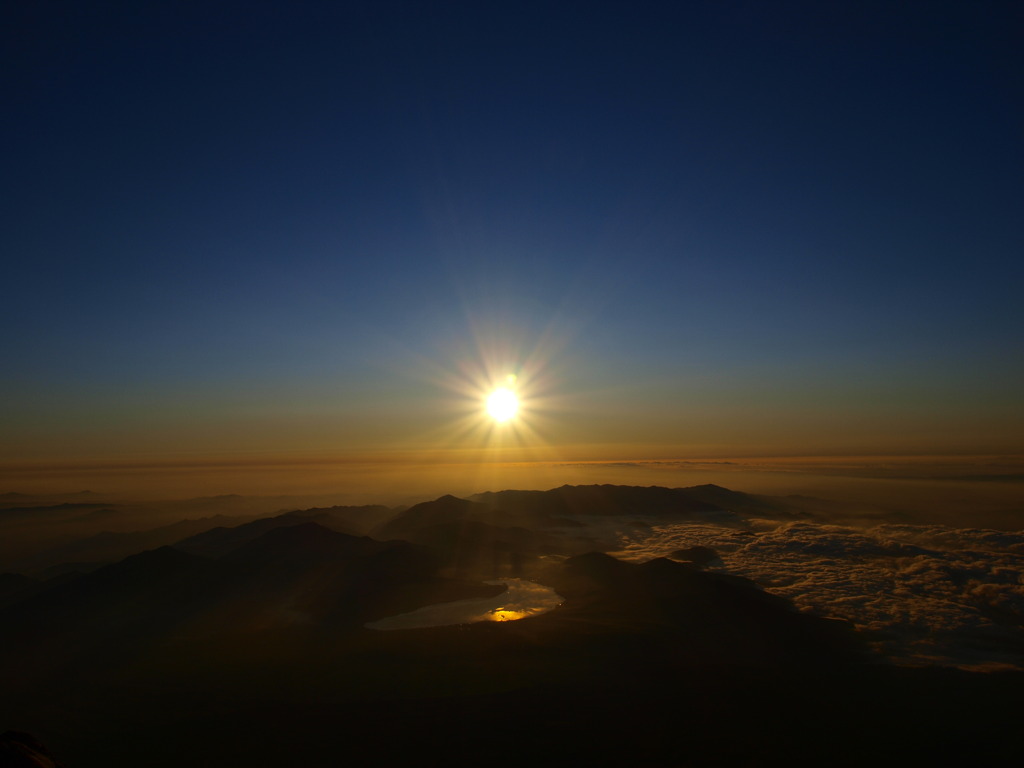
[366,579,563,631]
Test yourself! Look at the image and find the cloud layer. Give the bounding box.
[612,519,1024,670]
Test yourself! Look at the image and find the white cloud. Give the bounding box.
[608,517,1024,670]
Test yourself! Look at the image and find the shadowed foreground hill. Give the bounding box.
[0,523,503,674]
[1,487,1022,766]
[535,552,860,666]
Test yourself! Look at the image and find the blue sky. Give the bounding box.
[3,1,1022,468]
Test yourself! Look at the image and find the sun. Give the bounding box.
[485,387,519,423]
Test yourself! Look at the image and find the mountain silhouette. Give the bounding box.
[536,552,861,666]
[8,514,251,575]
[0,522,504,665]
[4,545,219,642]
[1,484,1021,767]
[175,512,351,559]
[373,494,484,540]
[276,503,396,535]
[174,505,397,559]
[374,485,757,579]
[470,483,747,524]
[674,483,796,516]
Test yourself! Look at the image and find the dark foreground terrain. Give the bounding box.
[2,485,1022,766]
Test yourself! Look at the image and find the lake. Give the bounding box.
[366,578,563,630]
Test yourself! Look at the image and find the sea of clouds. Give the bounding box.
[611,519,1024,670]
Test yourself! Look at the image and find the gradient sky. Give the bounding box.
[3,1,1023,480]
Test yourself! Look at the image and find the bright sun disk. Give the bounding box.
[486,387,518,422]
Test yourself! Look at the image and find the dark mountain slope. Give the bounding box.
[0,523,503,672]
[676,483,793,516]
[174,505,393,559]
[473,483,747,524]
[0,509,1020,767]
[7,514,253,576]
[277,503,396,535]
[372,495,484,540]
[375,485,758,578]
[532,552,860,667]
[3,546,221,642]
[372,495,562,579]
[219,522,496,626]
[174,511,352,559]
[0,573,40,610]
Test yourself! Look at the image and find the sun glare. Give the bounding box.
[486,387,518,422]
[420,348,555,456]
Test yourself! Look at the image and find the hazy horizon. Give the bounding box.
[4,453,1021,526]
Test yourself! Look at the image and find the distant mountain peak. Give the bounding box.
[226,521,386,567]
[434,494,468,503]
